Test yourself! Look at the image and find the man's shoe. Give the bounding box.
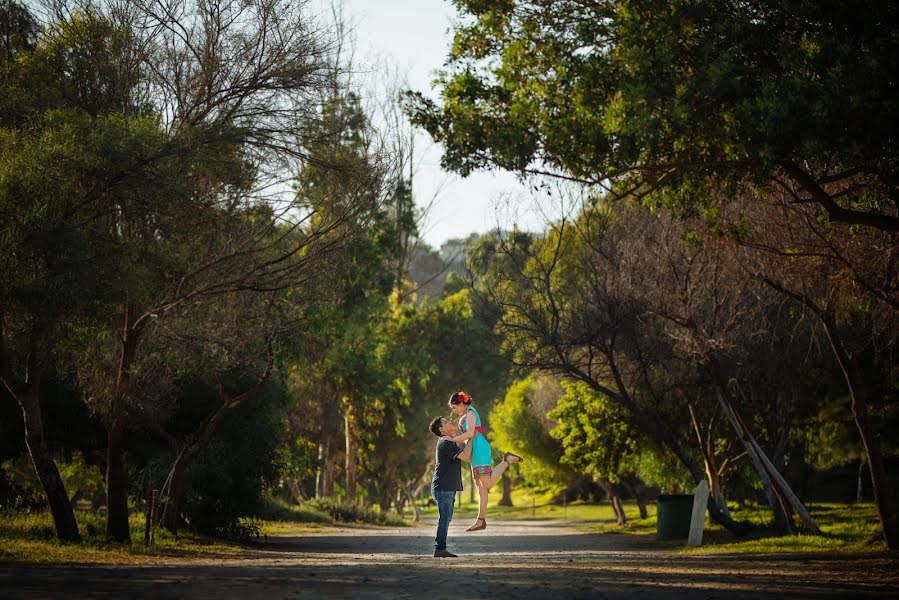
[433,548,458,558]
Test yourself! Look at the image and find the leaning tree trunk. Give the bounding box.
[687,403,733,523]
[19,386,81,542]
[162,447,196,534]
[161,355,274,535]
[407,459,434,522]
[713,384,794,534]
[703,353,820,535]
[822,316,899,549]
[597,477,626,526]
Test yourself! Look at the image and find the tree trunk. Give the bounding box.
[598,477,626,526]
[707,468,731,522]
[19,387,81,542]
[393,486,404,517]
[379,466,396,513]
[344,410,357,502]
[687,403,733,523]
[316,438,332,498]
[106,316,141,544]
[621,474,647,519]
[287,477,305,504]
[737,407,821,534]
[498,474,513,507]
[316,392,341,498]
[162,447,194,534]
[822,317,899,549]
[408,459,434,523]
[105,414,131,543]
[857,459,866,503]
[713,385,794,534]
[613,494,626,525]
[401,483,420,522]
[703,353,809,534]
[323,452,335,497]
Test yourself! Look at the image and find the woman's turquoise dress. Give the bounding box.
[459,406,493,476]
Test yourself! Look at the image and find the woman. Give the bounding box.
[440,391,523,532]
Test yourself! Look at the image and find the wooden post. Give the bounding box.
[687,480,709,548]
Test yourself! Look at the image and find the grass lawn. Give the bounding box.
[0,510,246,564]
[3,491,892,563]
[680,502,890,556]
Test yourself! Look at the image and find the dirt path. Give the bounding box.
[2,520,898,599]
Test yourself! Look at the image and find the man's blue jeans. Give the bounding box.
[433,490,456,550]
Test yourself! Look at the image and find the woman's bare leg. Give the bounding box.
[481,452,522,489]
[476,477,489,518]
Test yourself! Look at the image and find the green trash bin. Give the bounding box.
[656,494,694,540]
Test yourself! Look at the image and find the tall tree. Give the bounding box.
[406,0,899,232]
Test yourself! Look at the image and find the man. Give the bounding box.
[428,416,471,558]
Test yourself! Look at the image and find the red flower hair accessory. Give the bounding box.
[458,391,471,404]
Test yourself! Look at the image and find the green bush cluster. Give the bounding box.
[302,498,405,526]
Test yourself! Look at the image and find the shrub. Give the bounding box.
[302,498,405,526]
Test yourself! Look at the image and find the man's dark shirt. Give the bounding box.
[431,439,463,496]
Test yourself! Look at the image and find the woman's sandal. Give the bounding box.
[466,518,487,532]
[503,451,524,464]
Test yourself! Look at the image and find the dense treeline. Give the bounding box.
[0,0,509,542]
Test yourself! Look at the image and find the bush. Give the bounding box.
[255,496,333,524]
[179,379,288,536]
[302,498,406,526]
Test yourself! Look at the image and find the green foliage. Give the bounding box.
[180,380,287,536]
[301,498,405,526]
[489,377,568,486]
[629,446,693,495]
[548,381,639,483]
[1,451,105,509]
[407,0,899,226]
[0,456,44,509]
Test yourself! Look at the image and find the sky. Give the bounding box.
[338,0,543,249]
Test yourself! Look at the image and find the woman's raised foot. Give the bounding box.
[503,451,523,464]
[465,518,486,532]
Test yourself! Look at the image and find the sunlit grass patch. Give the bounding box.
[680,502,888,556]
[0,509,244,564]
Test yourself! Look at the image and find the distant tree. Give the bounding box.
[489,377,569,500]
[548,381,639,525]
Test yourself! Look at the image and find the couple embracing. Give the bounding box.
[428,391,523,558]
